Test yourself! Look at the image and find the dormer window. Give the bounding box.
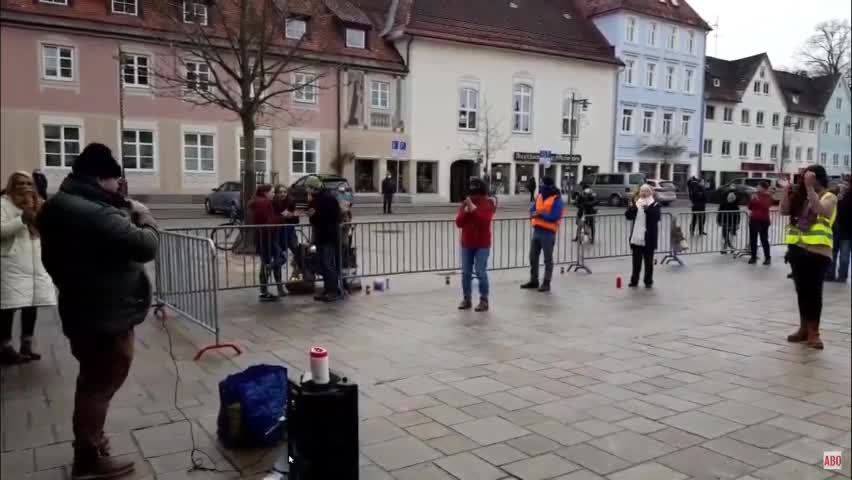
[286,18,307,40]
[759,67,765,79]
[112,0,137,16]
[345,28,366,49]
[183,1,208,25]
[713,78,720,87]
[792,94,799,104]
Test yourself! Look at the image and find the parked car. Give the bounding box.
[741,177,785,203]
[646,179,677,206]
[708,178,757,205]
[288,174,353,207]
[585,172,646,207]
[205,181,242,214]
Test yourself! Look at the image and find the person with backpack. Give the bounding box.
[521,176,563,292]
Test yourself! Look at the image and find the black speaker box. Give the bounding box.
[287,372,359,480]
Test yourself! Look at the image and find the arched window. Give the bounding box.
[458,87,479,130]
[513,83,532,133]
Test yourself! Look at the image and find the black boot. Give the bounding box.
[19,339,41,361]
[71,447,134,480]
[458,298,472,310]
[520,280,539,289]
[537,282,551,292]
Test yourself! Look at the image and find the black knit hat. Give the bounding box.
[73,143,122,179]
[542,176,555,187]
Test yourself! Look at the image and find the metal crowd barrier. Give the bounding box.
[153,230,241,360]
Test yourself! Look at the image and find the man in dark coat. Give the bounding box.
[32,168,48,200]
[37,143,158,479]
[381,173,396,214]
[526,176,537,203]
[306,176,343,302]
[689,178,707,236]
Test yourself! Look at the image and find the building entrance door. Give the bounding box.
[450,160,476,202]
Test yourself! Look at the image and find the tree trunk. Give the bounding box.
[235,115,257,255]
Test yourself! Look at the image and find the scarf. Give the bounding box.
[630,197,653,247]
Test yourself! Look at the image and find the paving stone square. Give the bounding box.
[1,252,849,479]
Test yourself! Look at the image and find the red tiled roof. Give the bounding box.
[1,0,405,71]
[581,0,711,30]
[354,0,619,66]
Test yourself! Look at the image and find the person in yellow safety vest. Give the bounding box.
[521,176,564,293]
[780,165,838,350]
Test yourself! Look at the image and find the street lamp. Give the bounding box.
[568,93,590,179]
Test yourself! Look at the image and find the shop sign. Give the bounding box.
[741,162,775,172]
[514,152,581,164]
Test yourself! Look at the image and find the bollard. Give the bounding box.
[616,276,623,289]
[445,275,450,286]
[385,278,390,290]
[560,267,565,275]
[365,284,371,295]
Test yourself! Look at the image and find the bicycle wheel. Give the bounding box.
[211,223,240,251]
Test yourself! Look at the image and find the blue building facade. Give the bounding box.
[818,77,852,178]
[584,0,711,189]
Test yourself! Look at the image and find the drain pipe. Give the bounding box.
[336,67,342,167]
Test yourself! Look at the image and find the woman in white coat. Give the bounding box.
[1,171,56,364]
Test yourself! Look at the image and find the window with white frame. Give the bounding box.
[753,81,760,93]
[823,121,829,133]
[458,87,478,130]
[721,140,731,156]
[39,0,68,4]
[772,113,780,127]
[741,109,750,125]
[754,143,762,159]
[291,137,317,174]
[703,138,712,154]
[807,147,814,162]
[770,144,778,159]
[666,26,677,50]
[664,65,676,91]
[844,154,850,167]
[713,78,720,87]
[756,111,764,126]
[683,68,694,93]
[370,80,390,109]
[185,61,211,92]
[512,83,532,133]
[847,124,851,136]
[562,95,579,137]
[796,117,803,130]
[183,1,208,24]
[723,107,733,122]
[833,153,839,166]
[293,72,317,104]
[662,112,673,135]
[808,119,815,131]
[759,67,765,78]
[112,0,137,15]
[762,83,769,94]
[42,44,74,81]
[183,132,215,172]
[795,146,802,161]
[621,108,634,133]
[645,62,657,88]
[345,28,366,49]
[121,54,149,87]
[820,152,826,164]
[835,123,841,135]
[837,97,842,109]
[239,135,269,174]
[121,129,155,170]
[623,58,636,86]
[739,141,748,157]
[681,114,691,137]
[647,22,658,46]
[625,16,637,43]
[705,104,715,120]
[687,30,696,53]
[642,110,655,134]
[42,124,81,167]
[285,18,307,40]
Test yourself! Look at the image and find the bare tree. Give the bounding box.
[144,0,330,208]
[462,100,510,192]
[796,19,851,78]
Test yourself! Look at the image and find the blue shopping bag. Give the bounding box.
[217,364,288,449]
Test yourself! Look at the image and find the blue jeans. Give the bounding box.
[835,238,851,281]
[461,248,490,301]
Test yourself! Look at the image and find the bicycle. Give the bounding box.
[210,204,243,251]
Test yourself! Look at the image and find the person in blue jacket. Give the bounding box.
[521,176,564,292]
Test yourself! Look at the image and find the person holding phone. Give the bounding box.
[780,165,837,349]
[455,178,495,311]
[625,184,661,288]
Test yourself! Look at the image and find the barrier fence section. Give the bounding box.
[153,230,241,360]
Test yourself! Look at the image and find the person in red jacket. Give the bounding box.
[455,177,496,312]
[249,184,285,300]
[747,180,773,265]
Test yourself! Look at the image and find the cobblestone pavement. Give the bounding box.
[2,251,850,480]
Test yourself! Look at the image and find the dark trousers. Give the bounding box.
[630,245,654,286]
[788,245,831,327]
[383,194,393,214]
[529,191,535,203]
[721,226,737,250]
[258,233,284,295]
[318,243,341,296]
[529,231,555,283]
[0,307,37,344]
[690,206,706,234]
[574,214,595,242]
[749,220,771,259]
[70,330,134,451]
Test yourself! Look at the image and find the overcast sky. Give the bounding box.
[687,0,851,68]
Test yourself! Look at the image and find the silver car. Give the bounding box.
[585,172,646,207]
[646,179,677,206]
[205,181,242,214]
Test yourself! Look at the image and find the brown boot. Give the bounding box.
[806,323,824,350]
[71,447,134,480]
[786,323,808,343]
